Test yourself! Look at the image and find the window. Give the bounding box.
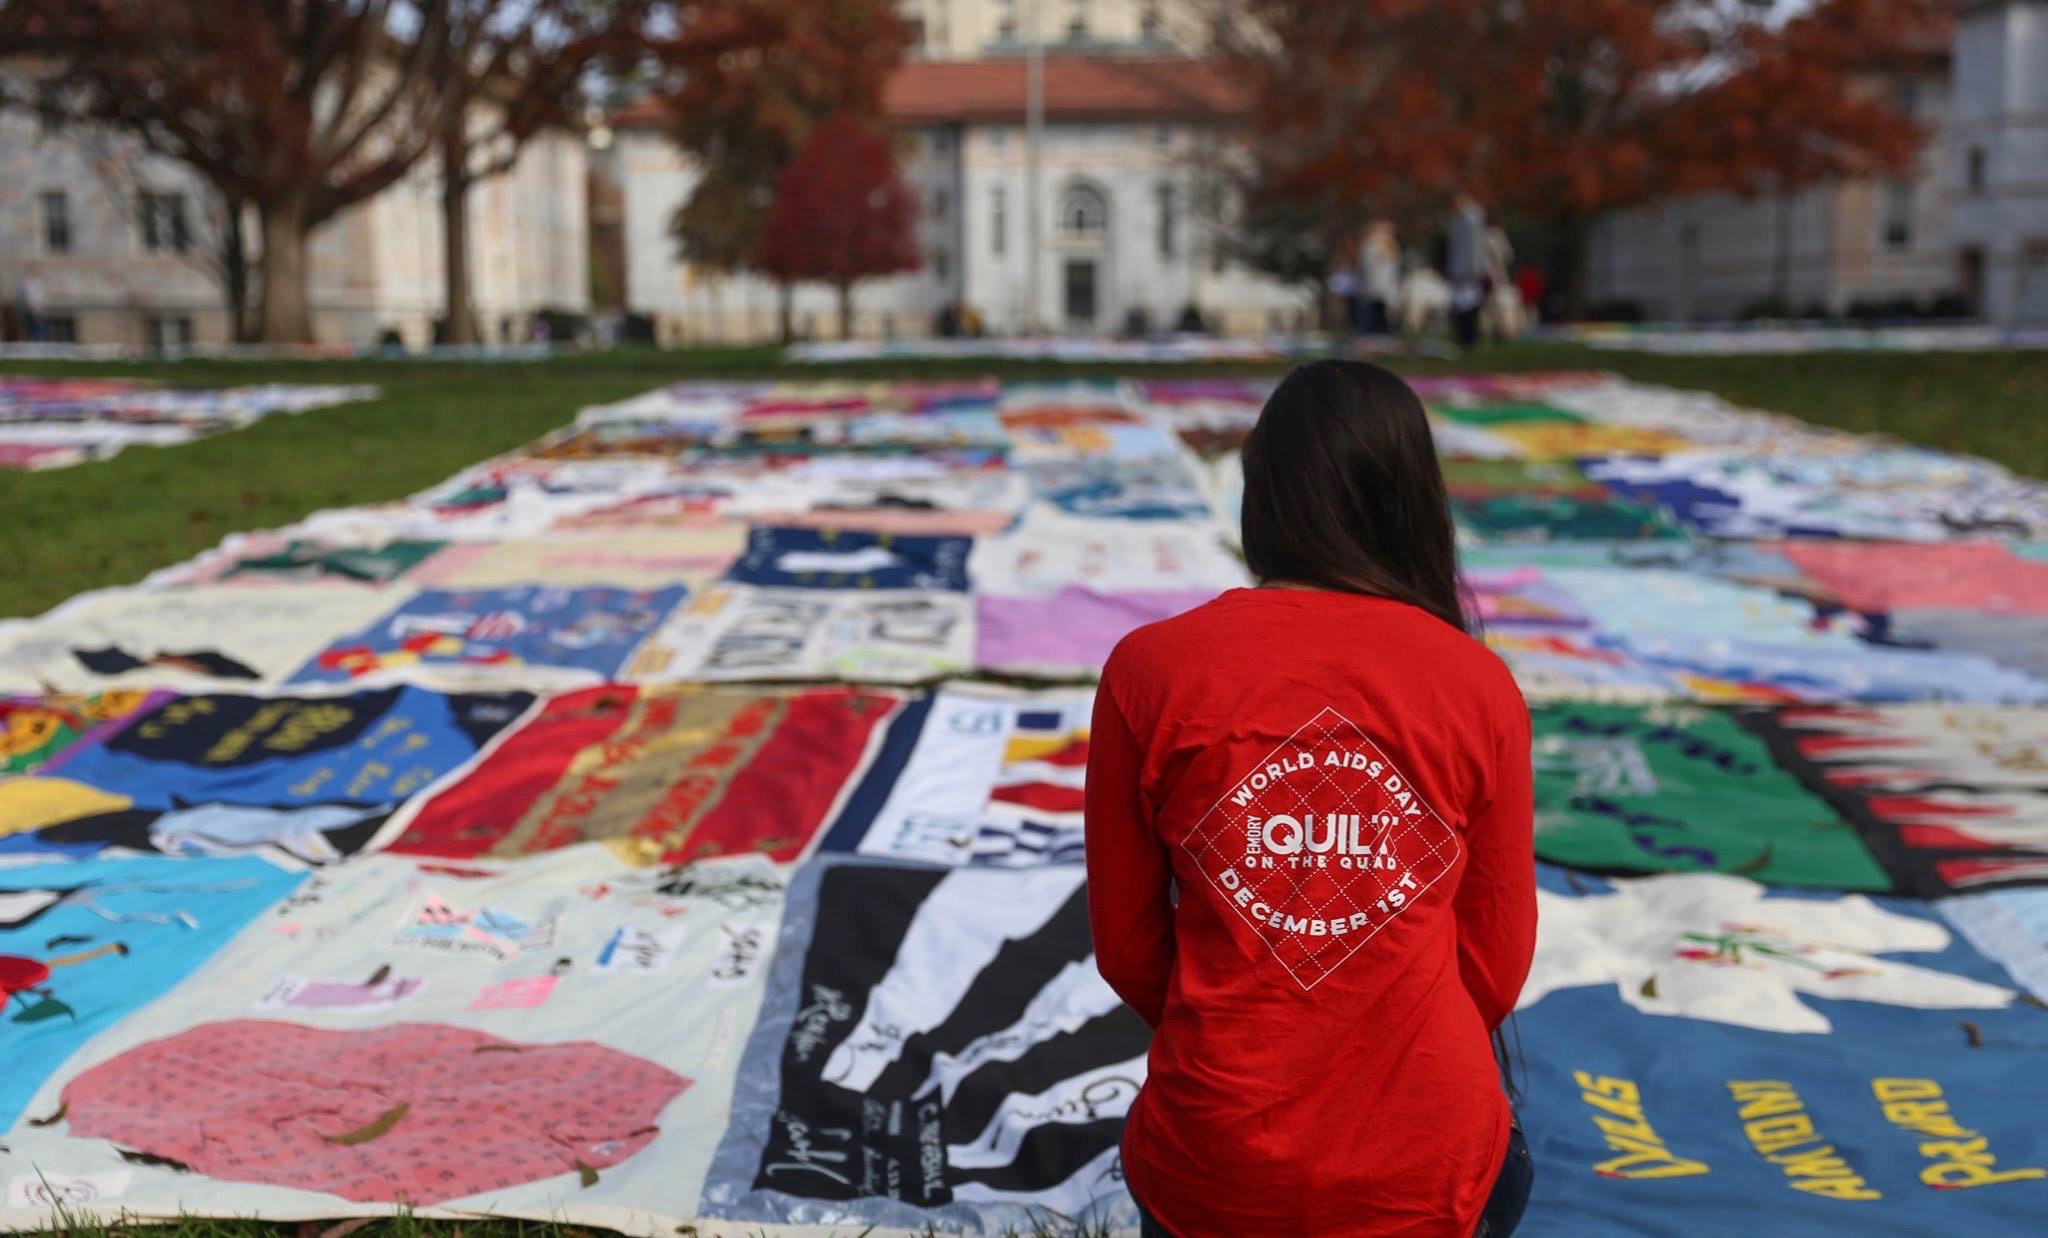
[930,187,949,221]
[1196,178,1232,273]
[992,185,1007,257]
[1066,0,1088,41]
[1057,182,1108,238]
[42,314,78,343]
[1156,181,1177,259]
[140,192,191,254]
[1141,1,1163,41]
[989,126,1006,151]
[1968,146,1987,196]
[148,314,194,351]
[1881,180,1914,250]
[996,0,1017,42]
[932,247,951,281]
[2019,239,2048,317]
[1894,76,1919,120]
[40,191,70,254]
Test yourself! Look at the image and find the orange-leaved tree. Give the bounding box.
[1470,0,1949,314]
[1208,0,1492,295]
[1212,0,1949,316]
[656,0,910,340]
[755,112,919,340]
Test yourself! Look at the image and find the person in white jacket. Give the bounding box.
[1361,221,1401,336]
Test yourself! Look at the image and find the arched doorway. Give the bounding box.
[1055,180,1109,330]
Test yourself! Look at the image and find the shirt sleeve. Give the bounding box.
[1455,694,1537,1031]
[1085,684,1176,1028]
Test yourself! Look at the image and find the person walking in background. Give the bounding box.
[1087,360,1538,1238]
[1399,249,1451,336]
[1361,220,1401,336]
[1329,231,1364,333]
[1481,225,1523,342]
[1515,263,1549,327]
[1446,193,1488,349]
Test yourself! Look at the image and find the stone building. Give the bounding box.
[607,0,1308,343]
[1948,0,2048,325]
[0,81,590,349]
[1586,4,2048,326]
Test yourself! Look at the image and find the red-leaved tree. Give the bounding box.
[1209,0,1949,316]
[1474,0,1950,313]
[1204,0,1500,297]
[755,112,919,339]
[656,0,910,340]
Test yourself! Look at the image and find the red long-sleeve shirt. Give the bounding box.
[1085,587,1536,1238]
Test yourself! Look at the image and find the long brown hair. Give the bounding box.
[1241,359,1517,1095]
[1240,360,1469,633]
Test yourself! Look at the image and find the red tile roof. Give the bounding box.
[606,94,672,132]
[885,56,1248,124]
[608,55,1248,133]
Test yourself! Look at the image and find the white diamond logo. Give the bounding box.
[1180,706,1461,990]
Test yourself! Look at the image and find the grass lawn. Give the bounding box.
[2,341,2044,621]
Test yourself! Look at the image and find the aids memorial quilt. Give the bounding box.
[0,691,157,776]
[384,684,899,866]
[1513,867,2048,1237]
[2,687,532,864]
[1530,702,1889,890]
[290,586,688,687]
[704,860,1146,1233]
[823,687,1094,867]
[0,854,307,1132]
[5,372,2048,1237]
[1740,705,2048,895]
[0,380,373,471]
[1,846,783,1227]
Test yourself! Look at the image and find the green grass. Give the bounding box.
[3,342,2044,619]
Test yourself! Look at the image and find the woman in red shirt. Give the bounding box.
[1086,360,1536,1237]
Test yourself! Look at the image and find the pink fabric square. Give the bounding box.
[468,975,558,1010]
[1779,541,2048,615]
[61,1020,688,1204]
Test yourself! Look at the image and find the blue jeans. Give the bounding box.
[1136,1121,1533,1238]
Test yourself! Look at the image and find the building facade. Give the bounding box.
[1588,5,2048,325]
[608,0,1306,343]
[896,0,1208,59]
[1949,0,2048,324]
[611,56,1305,344]
[0,87,590,349]
[1586,63,1957,322]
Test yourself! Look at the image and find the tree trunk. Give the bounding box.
[777,281,795,343]
[441,118,478,346]
[837,282,855,340]
[257,194,314,344]
[222,197,253,344]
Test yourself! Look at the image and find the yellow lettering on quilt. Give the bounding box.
[1573,1071,1710,1180]
[1872,1078,2046,1190]
[1727,1081,1879,1201]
